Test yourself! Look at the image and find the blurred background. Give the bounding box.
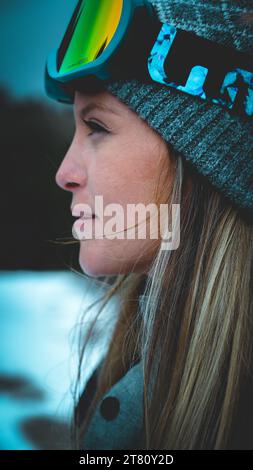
[0,0,113,449]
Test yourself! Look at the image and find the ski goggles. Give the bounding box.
[45,0,253,119]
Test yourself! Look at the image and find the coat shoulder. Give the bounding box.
[79,359,145,450]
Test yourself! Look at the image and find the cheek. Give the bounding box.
[77,146,166,276]
[120,141,159,181]
[91,147,160,207]
[78,235,158,277]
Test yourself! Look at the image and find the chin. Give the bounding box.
[78,242,117,277]
[78,240,151,277]
[79,254,104,278]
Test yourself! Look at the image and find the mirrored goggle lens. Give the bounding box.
[57,0,123,75]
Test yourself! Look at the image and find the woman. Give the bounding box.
[50,0,253,450]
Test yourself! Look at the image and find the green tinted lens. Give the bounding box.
[58,0,123,75]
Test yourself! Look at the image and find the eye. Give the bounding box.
[83,120,108,135]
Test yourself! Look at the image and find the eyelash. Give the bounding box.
[83,120,108,135]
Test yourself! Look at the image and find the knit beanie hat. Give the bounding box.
[105,0,253,221]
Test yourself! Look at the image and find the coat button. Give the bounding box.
[100,396,120,421]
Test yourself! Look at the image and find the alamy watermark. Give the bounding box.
[72,195,180,251]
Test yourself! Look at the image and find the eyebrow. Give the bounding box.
[78,102,120,119]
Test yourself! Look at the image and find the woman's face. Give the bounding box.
[55,89,171,277]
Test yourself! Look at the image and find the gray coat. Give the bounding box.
[75,357,253,450]
[76,360,145,450]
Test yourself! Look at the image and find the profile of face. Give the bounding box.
[55,89,172,277]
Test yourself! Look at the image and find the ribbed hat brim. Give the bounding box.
[107,76,253,219]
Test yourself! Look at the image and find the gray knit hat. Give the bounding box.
[106,0,253,221]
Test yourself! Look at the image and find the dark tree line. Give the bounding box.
[0,87,80,270]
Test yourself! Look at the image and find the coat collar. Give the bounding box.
[81,359,145,450]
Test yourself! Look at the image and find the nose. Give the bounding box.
[55,144,87,192]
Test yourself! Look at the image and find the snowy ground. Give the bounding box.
[0,271,116,449]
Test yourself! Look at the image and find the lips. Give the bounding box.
[72,213,95,219]
[71,205,96,218]
[71,206,97,241]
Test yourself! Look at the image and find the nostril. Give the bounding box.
[66,182,79,189]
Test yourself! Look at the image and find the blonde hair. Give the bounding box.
[69,145,253,450]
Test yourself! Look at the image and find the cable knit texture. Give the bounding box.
[106,0,253,220]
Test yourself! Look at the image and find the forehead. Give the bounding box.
[73,89,168,150]
[74,89,124,116]
[73,89,165,147]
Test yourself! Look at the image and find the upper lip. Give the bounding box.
[71,204,95,218]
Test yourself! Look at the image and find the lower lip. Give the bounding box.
[72,217,96,238]
[74,216,95,225]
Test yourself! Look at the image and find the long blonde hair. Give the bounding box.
[69,144,253,450]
